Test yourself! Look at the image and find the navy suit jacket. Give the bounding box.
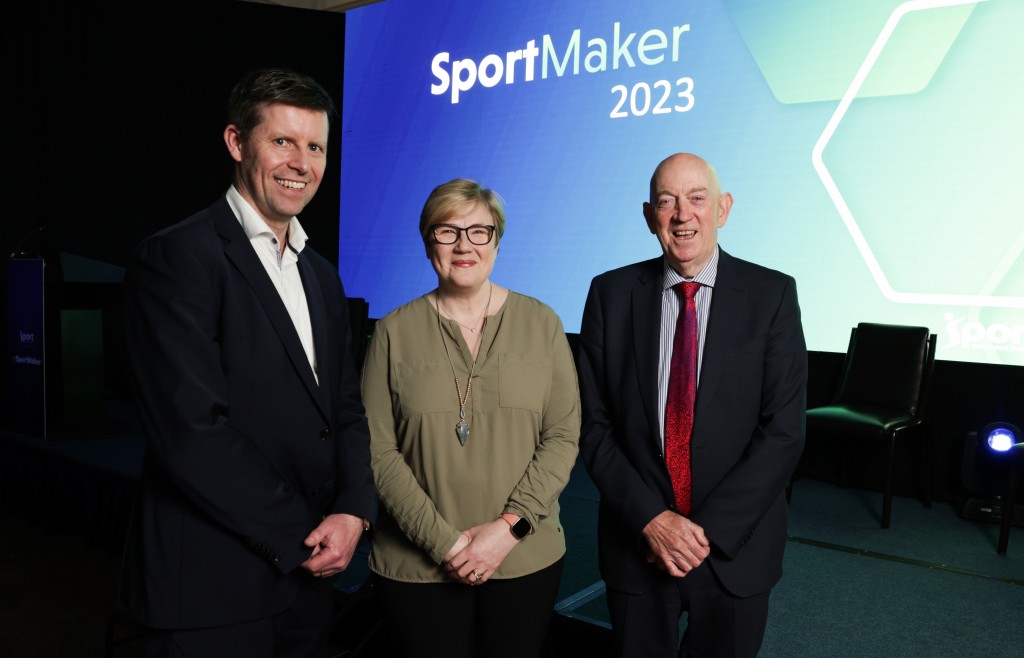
[120,196,377,629]
[577,249,807,598]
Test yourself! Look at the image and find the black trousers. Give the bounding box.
[606,560,770,658]
[374,557,564,658]
[141,578,336,658]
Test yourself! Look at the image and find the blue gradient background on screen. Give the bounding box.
[339,0,1023,366]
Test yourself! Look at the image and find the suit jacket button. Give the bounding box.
[320,429,330,440]
[313,487,321,497]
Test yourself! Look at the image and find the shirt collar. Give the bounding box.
[226,185,308,254]
[662,246,719,291]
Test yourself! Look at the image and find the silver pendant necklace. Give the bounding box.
[437,296,483,333]
[436,282,492,446]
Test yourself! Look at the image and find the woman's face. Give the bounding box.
[427,202,498,293]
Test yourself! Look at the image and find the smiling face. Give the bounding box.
[643,153,733,279]
[427,201,498,294]
[224,102,329,230]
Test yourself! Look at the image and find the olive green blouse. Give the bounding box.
[362,291,581,582]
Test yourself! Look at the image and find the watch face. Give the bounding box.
[511,517,531,539]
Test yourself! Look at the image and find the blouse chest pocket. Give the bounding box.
[394,359,456,416]
[498,353,548,413]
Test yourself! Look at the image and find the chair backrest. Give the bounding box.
[347,297,370,373]
[833,322,936,417]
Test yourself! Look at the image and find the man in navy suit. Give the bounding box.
[121,68,377,657]
[577,152,807,657]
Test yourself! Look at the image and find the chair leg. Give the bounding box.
[882,432,897,529]
[997,467,1018,556]
[922,427,933,509]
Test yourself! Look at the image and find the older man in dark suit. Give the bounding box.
[121,68,376,658]
[577,152,807,657]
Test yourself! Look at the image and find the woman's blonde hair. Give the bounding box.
[419,178,506,247]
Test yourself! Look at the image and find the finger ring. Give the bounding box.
[319,570,325,578]
[472,570,481,580]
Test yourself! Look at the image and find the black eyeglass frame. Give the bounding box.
[430,224,496,245]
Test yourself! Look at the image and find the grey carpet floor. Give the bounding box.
[555,463,1024,657]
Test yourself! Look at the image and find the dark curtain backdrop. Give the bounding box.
[2,0,344,269]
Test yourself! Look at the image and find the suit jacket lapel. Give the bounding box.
[696,250,743,425]
[212,199,329,421]
[632,259,663,439]
[298,254,332,416]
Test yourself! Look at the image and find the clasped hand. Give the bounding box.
[442,519,518,585]
[643,510,710,578]
[300,513,364,578]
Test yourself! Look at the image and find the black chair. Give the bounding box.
[791,322,937,529]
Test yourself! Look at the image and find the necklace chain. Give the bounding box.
[436,289,489,333]
[436,282,492,445]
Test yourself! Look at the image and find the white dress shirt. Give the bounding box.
[226,185,318,383]
[656,246,719,449]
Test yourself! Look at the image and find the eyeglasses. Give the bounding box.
[430,224,496,245]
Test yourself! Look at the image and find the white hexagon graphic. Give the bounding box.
[812,0,1024,309]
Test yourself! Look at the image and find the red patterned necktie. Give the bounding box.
[665,281,700,516]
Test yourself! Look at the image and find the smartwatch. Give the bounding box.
[501,513,531,540]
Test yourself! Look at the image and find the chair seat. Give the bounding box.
[806,404,916,435]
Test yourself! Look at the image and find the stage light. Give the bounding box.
[981,422,1022,454]
[961,423,1020,498]
[960,421,1024,553]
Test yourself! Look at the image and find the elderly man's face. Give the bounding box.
[643,154,732,279]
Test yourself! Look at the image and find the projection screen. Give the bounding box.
[339,0,1024,366]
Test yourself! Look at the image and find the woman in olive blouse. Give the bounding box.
[361,178,580,658]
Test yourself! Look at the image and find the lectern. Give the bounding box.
[6,249,126,440]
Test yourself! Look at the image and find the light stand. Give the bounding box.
[959,422,1024,554]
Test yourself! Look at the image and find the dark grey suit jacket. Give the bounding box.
[120,196,377,629]
[578,249,807,598]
